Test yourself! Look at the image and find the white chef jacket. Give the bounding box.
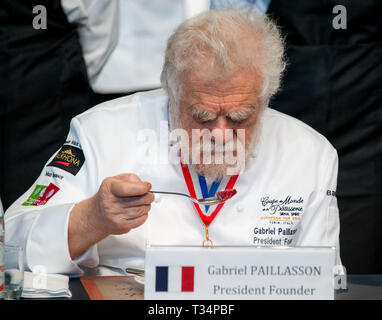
[90,0,210,93]
[5,89,341,276]
[61,0,119,87]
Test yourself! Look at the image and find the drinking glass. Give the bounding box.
[2,245,24,300]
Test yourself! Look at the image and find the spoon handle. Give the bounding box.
[150,190,225,206]
[150,190,198,203]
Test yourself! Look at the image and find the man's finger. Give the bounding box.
[119,192,155,207]
[122,214,149,231]
[110,179,151,198]
[116,173,151,189]
[120,205,151,221]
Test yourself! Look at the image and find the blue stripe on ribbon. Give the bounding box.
[155,266,168,292]
[198,175,221,212]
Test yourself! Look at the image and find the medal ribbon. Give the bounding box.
[198,175,221,213]
[180,161,239,227]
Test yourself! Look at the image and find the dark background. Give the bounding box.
[267,0,382,274]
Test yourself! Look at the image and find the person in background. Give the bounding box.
[0,0,117,210]
[90,0,211,103]
[60,0,119,94]
[211,0,382,274]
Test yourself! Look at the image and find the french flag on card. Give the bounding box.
[155,266,195,292]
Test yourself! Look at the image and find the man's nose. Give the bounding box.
[210,116,229,144]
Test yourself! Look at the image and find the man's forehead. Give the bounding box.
[179,69,261,110]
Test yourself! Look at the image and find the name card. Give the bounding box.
[144,246,335,300]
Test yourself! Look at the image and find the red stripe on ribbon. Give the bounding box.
[180,161,239,227]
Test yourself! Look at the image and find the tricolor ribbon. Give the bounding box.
[180,160,239,244]
[197,175,221,213]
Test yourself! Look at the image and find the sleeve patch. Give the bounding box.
[22,183,60,206]
[47,145,85,176]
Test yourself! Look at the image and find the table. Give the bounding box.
[335,275,382,300]
[67,275,382,300]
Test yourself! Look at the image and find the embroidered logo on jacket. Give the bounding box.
[47,145,85,176]
[260,195,304,225]
[22,183,60,206]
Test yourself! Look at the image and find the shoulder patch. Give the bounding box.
[47,145,85,176]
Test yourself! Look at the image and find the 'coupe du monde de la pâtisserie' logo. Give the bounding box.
[47,145,85,176]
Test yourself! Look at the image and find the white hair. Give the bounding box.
[161,9,286,108]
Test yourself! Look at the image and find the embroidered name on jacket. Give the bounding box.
[47,145,85,176]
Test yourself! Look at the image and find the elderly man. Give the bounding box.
[5,10,341,275]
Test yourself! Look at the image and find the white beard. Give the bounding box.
[188,138,246,180]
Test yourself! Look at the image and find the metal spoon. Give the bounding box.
[150,190,232,206]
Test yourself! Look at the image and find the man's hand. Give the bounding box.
[68,173,154,259]
[91,173,154,235]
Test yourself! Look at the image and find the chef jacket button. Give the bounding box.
[236,204,244,213]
